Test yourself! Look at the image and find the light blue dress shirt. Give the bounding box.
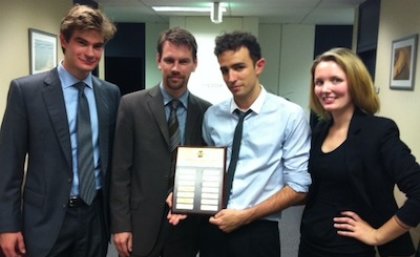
[58,64,101,197]
[160,83,189,145]
[202,86,311,221]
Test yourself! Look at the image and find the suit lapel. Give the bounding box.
[345,111,373,208]
[147,86,170,146]
[42,69,72,170]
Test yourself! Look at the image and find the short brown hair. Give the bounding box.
[60,4,117,43]
[156,27,197,61]
[310,48,380,120]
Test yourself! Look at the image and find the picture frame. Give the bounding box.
[29,28,57,74]
[390,34,418,90]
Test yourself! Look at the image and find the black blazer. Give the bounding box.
[110,85,211,256]
[307,109,420,257]
[0,68,120,257]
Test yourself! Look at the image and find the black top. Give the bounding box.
[299,110,420,257]
[299,140,375,257]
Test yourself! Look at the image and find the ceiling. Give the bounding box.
[97,0,367,25]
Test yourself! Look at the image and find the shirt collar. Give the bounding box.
[159,82,189,108]
[58,62,93,89]
[230,85,266,115]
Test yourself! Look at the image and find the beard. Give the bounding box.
[165,74,188,91]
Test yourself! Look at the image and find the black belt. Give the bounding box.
[68,190,102,208]
[68,197,86,208]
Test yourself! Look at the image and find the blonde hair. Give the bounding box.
[310,48,380,120]
[60,5,116,44]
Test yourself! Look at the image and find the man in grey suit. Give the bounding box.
[110,27,211,257]
[0,5,120,257]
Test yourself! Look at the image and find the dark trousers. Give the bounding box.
[46,192,107,257]
[132,208,201,257]
[200,219,281,257]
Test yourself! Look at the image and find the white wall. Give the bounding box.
[265,24,315,116]
[145,22,169,88]
[0,0,72,121]
[259,24,282,95]
[375,0,420,245]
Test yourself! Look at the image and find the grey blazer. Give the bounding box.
[0,68,120,257]
[110,85,211,256]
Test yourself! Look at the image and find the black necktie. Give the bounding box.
[168,99,181,152]
[226,109,252,203]
[75,82,96,205]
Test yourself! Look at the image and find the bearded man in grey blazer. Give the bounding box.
[0,5,120,257]
[110,27,211,257]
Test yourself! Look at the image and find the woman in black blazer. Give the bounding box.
[299,48,420,257]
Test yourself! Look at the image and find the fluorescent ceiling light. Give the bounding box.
[211,2,223,23]
[152,5,227,13]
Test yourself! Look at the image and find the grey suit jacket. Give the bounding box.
[110,85,211,256]
[0,68,120,257]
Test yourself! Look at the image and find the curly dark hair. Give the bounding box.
[214,31,261,64]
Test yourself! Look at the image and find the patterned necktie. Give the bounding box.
[168,99,181,152]
[75,82,96,205]
[226,109,252,203]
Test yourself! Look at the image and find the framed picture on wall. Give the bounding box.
[29,28,57,74]
[390,34,418,90]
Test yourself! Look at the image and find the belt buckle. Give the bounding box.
[68,197,82,208]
